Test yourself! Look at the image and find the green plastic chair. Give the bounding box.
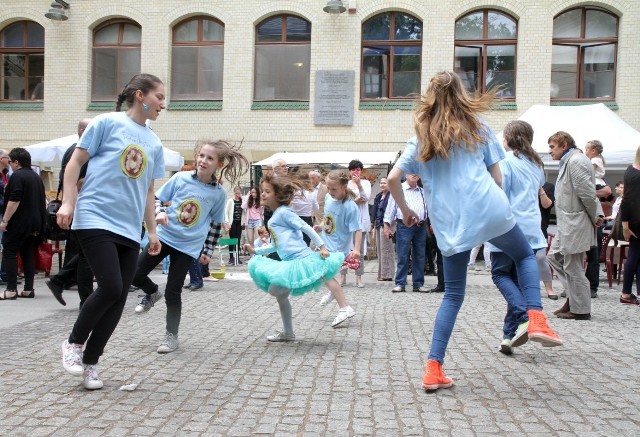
[218,237,239,266]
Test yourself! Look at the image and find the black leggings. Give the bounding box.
[132,241,193,335]
[229,220,243,254]
[69,230,139,365]
[2,234,39,291]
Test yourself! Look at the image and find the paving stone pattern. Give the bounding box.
[0,262,639,436]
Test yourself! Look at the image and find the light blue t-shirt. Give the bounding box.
[321,194,361,255]
[394,127,515,257]
[155,171,226,259]
[258,206,325,261]
[72,112,165,243]
[487,151,547,252]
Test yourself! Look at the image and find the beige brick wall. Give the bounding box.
[1,0,639,188]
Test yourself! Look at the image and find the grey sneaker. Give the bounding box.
[498,338,513,356]
[82,364,103,390]
[135,291,163,314]
[266,331,295,342]
[157,331,179,354]
[62,340,84,376]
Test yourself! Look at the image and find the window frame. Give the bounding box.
[253,14,311,102]
[454,9,517,99]
[0,20,45,102]
[91,19,142,102]
[171,16,225,101]
[551,6,618,101]
[360,11,423,101]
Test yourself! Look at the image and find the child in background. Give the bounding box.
[243,186,264,248]
[315,169,360,323]
[243,174,347,342]
[253,225,270,248]
[131,140,248,354]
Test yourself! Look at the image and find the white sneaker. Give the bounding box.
[82,364,103,390]
[157,331,179,354]
[134,291,164,314]
[319,292,334,307]
[266,331,295,342]
[498,338,513,356]
[62,340,84,376]
[510,321,529,348]
[332,306,355,328]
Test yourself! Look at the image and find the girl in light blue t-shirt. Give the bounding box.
[58,74,166,391]
[243,174,346,342]
[316,169,360,324]
[131,140,248,354]
[388,71,562,392]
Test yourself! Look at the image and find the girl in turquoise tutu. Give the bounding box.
[243,174,344,342]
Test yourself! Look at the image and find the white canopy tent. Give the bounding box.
[24,134,185,170]
[499,103,640,171]
[253,151,400,169]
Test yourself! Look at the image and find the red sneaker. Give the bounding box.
[421,359,454,391]
[527,309,563,347]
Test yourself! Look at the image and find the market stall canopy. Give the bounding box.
[24,135,185,170]
[497,103,640,171]
[253,151,400,168]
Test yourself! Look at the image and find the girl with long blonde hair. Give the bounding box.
[387,71,563,391]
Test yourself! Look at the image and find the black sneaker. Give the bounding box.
[46,278,66,306]
[591,290,598,298]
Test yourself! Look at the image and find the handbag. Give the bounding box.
[341,252,361,271]
[34,242,53,272]
[45,191,68,241]
[610,213,624,242]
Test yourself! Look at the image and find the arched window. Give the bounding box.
[454,10,517,98]
[92,20,141,101]
[0,20,44,101]
[551,7,618,100]
[172,16,224,100]
[361,12,422,99]
[254,14,311,101]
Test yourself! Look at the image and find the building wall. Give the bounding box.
[1,0,638,183]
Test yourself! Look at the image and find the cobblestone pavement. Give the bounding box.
[1,260,639,436]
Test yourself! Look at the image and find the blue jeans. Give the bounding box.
[394,221,427,288]
[428,224,539,364]
[187,258,203,287]
[491,248,544,340]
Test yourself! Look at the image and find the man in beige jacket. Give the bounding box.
[547,131,604,320]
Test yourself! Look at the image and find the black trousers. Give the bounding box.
[132,241,192,335]
[2,233,39,291]
[69,230,139,365]
[585,226,603,292]
[229,220,243,256]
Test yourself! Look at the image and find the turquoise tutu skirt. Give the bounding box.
[248,252,345,296]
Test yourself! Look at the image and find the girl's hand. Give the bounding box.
[156,211,169,226]
[313,224,322,232]
[401,208,419,227]
[351,250,361,258]
[243,243,255,254]
[319,246,329,259]
[223,223,231,233]
[56,202,75,230]
[199,254,211,265]
[147,233,161,255]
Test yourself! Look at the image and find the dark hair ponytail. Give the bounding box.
[115,73,163,112]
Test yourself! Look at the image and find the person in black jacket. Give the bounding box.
[45,117,93,306]
[0,148,47,299]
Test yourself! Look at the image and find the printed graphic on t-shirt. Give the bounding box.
[323,213,336,235]
[268,226,278,246]
[177,199,200,227]
[120,144,146,179]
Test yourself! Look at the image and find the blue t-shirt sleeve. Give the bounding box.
[346,202,361,233]
[394,138,420,176]
[481,125,505,167]
[538,167,545,186]
[209,189,226,223]
[152,144,165,179]
[79,116,106,157]
[499,160,511,196]
[155,173,178,203]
